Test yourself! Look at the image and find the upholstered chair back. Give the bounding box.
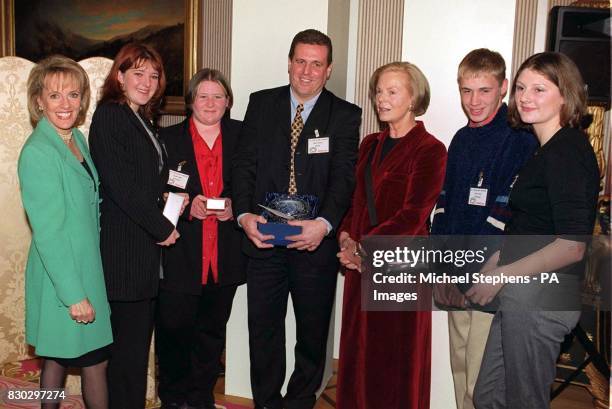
[0,56,36,364]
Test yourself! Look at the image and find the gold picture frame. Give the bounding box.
[0,0,201,114]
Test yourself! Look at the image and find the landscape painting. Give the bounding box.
[14,0,187,97]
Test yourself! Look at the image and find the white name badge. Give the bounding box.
[307,137,329,154]
[468,187,488,206]
[168,170,189,189]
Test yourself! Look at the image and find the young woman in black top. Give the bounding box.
[468,52,599,408]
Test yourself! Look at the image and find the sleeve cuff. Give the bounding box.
[237,213,247,228]
[316,217,333,235]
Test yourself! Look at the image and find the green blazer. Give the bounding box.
[18,118,112,358]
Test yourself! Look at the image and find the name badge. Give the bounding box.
[168,169,189,189]
[468,187,488,206]
[308,137,329,154]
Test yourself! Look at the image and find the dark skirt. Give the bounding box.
[45,344,111,368]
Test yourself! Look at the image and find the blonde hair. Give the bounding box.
[369,62,430,116]
[27,55,90,127]
[457,48,506,85]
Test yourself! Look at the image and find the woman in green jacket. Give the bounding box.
[18,55,112,409]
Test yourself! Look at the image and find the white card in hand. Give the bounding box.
[163,192,184,226]
[206,198,226,210]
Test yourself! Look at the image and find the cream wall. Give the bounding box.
[402,1,517,408]
[402,0,517,147]
[534,0,550,54]
[230,0,329,120]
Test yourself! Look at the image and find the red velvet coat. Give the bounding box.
[337,122,447,409]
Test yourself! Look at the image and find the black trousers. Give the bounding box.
[108,298,156,409]
[156,283,238,406]
[247,250,338,409]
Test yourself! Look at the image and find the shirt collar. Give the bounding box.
[289,87,322,111]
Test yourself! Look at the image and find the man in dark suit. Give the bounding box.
[232,29,361,409]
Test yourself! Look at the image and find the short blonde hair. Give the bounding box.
[369,62,430,116]
[457,48,506,85]
[27,55,90,127]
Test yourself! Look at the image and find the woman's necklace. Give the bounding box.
[57,129,73,143]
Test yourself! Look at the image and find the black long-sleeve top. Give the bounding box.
[500,127,600,275]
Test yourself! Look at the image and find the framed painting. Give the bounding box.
[0,0,201,114]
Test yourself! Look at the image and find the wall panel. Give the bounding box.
[354,0,404,138]
[512,0,539,79]
[201,0,233,79]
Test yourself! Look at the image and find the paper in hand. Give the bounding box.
[163,192,184,226]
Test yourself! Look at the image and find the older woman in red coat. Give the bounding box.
[336,62,447,409]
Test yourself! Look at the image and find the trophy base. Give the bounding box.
[257,222,302,246]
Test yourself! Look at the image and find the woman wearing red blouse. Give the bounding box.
[157,69,246,409]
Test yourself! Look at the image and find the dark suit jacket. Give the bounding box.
[89,102,175,301]
[159,117,247,295]
[232,86,362,265]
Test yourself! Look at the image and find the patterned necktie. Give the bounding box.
[288,104,304,195]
